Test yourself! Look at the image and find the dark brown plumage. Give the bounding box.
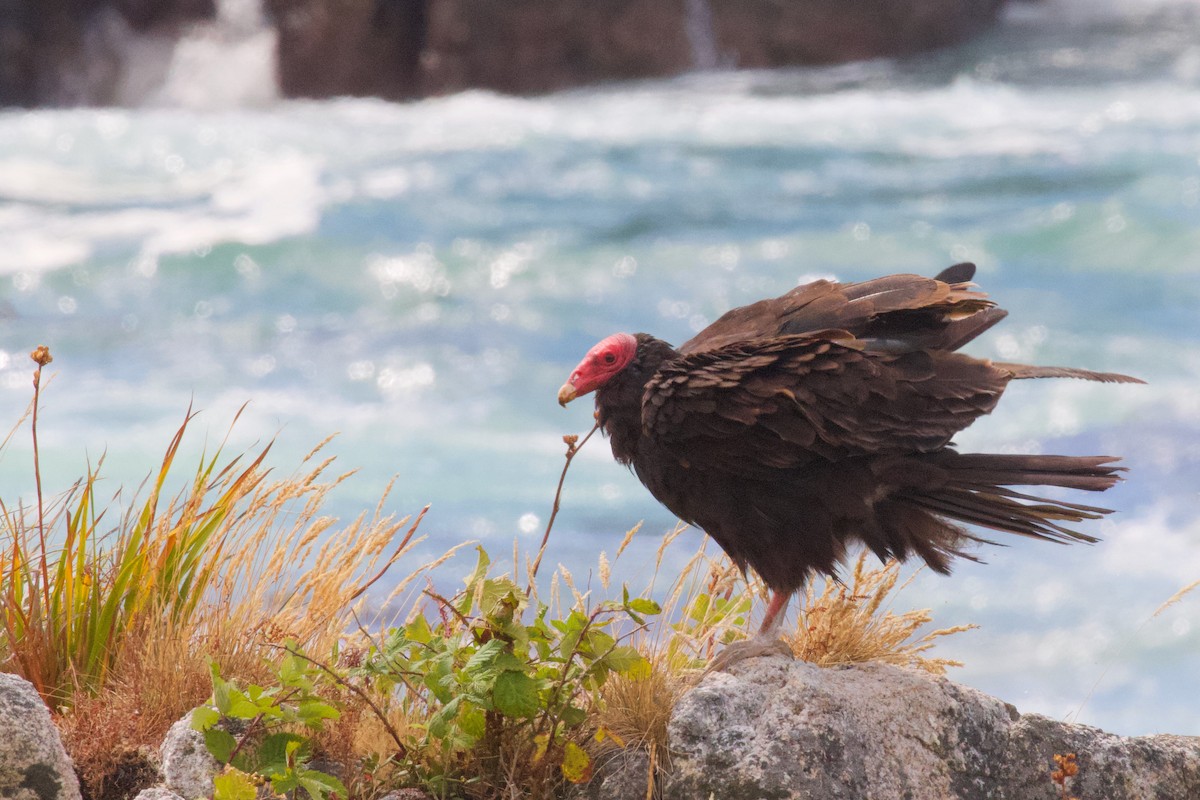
[557,264,1142,632]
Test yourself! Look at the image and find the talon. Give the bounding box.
[706,635,794,674]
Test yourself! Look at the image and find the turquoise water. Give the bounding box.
[1,0,1198,735]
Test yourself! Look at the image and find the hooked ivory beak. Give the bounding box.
[557,381,578,407]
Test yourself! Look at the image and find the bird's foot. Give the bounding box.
[705,635,793,674]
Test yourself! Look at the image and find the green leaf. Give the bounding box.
[458,702,486,741]
[559,626,583,660]
[212,770,258,800]
[427,697,461,739]
[493,670,539,718]
[493,650,528,672]
[458,546,491,614]
[226,692,265,720]
[464,638,505,673]
[581,630,616,658]
[477,576,524,618]
[602,645,648,675]
[191,705,219,731]
[405,613,433,644]
[203,727,237,764]
[257,732,309,776]
[628,597,661,615]
[560,704,588,727]
[297,769,348,800]
[298,699,340,726]
[211,666,233,715]
[272,770,301,796]
[424,653,456,704]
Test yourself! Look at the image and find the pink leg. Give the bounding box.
[759,590,791,634]
[707,590,795,673]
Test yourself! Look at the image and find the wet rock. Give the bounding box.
[0,672,83,800]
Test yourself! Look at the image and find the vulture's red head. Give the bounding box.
[558,333,638,406]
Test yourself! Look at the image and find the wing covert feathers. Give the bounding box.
[680,263,996,355]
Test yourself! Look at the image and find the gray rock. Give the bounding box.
[133,789,185,800]
[160,712,220,800]
[376,790,437,800]
[572,748,656,800]
[0,672,82,800]
[656,657,1200,800]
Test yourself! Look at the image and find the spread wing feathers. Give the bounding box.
[643,334,1009,476]
[680,263,997,356]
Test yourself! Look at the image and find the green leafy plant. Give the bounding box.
[357,546,659,798]
[193,648,347,800]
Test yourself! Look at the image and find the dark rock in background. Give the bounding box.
[417,0,695,96]
[709,0,1006,67]
[0,0,214,106]
[1,0,1010,106]
[266,0,426,100]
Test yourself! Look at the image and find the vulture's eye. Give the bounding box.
[603,352,617,365]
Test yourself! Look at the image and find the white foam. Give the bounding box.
[96,0,279,109]
[1006,0,1200,24]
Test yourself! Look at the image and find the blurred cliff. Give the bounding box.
[0,0,1007,107]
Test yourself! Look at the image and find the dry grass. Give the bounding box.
[1154,578,1200,618]
[788,551,976,675]
[56,448,432,788]
[592,524,735,771]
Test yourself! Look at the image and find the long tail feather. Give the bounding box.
[896,451,1122,547]
[996,362,1145,384]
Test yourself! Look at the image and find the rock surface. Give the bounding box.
[418,0,696,96]
[160,713,220,800]
[419,0,1005,97]
[3,0,1009,106]
[0,0,215,105]
[266,0,426,101]
[592,657,1200,799]
[712,0,1004,68]
[133,788,185,800]
[0,672,83,800]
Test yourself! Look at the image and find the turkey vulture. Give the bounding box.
[557,264,1141,638]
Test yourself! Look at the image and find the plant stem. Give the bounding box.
[30,354,48,614]
[271,642,410,758]
[225,685,303,767]
[345,505,428,605]
[528,422,600,591]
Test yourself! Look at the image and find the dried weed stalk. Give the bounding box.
[788,550,976,675]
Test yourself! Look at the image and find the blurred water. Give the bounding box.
[1,0,1198,735]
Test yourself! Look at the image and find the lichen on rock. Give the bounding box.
[0,673,83,800]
